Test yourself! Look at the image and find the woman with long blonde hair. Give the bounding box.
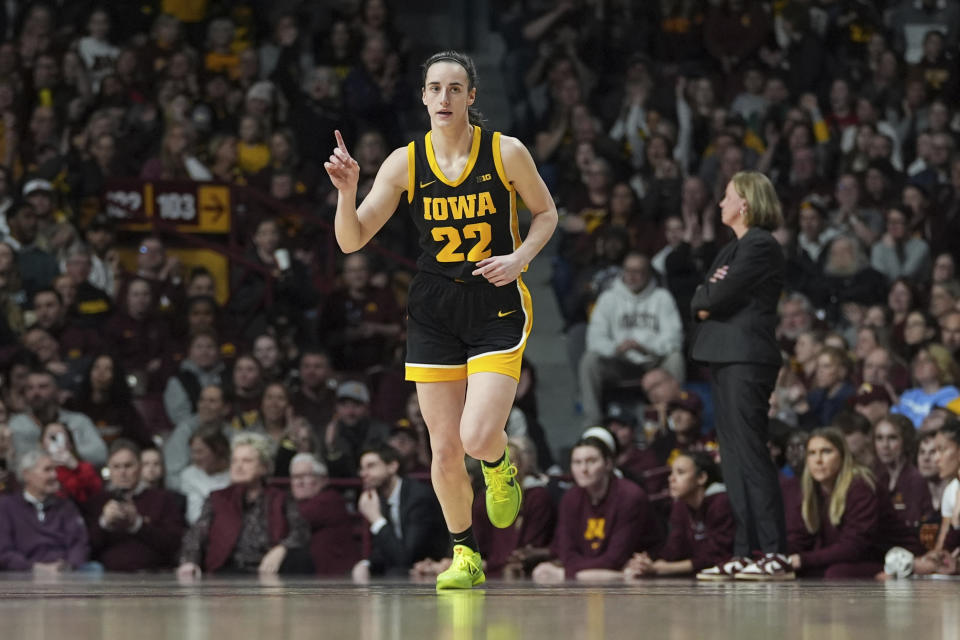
[786,427,885,578]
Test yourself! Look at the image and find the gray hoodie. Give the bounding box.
[585,277,684,366]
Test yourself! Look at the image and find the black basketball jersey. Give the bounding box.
[406,127,521,282]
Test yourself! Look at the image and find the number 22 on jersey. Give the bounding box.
[431,222,492,262]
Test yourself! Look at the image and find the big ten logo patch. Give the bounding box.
[475,173,492,184]
[584,518,606,550]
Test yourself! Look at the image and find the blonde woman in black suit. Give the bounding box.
[691,170,791,581]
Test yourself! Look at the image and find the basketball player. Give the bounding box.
[324,51,557,589]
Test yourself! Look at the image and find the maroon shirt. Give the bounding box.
[291,388,336,431]
[787,476,879,568]
[473,484,556,577]
[551,476,661,579]
[618,447,667,495]
[105,312,170,376]
[66,397,153,448]
[85,487,186,571]
[297,488,360,576]
[318,285,401,372]
[54,323,103,362]
[876,464,935,530]
[658,491,736,572]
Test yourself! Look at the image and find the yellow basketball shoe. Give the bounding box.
[482,447,523,528]
[436,545,486,590]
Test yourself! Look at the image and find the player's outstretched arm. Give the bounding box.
[324,130,407,253]
[473,135,558,286]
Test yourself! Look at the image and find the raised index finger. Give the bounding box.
[334,129,348,154]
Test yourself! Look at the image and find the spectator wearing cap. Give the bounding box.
[652,390,718,466]
[532,430,661,583]
[579,251,684,427]
[870,204,931,283]
[625,451,735,578]
[603,403,663,496]
[85,439,185,571]
[874,414,935,534]
[22,179,74,256]
[852,383,894,427]
[5,201,58,298]
[389,420,429,476]
[83,215,119,298]
[318,251,402,374]
[352,446,447,580]
[322,380,390,478]
[0,450,93,573]
[893,344,960,428]
[290,452,360,576]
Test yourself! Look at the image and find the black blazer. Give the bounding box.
[369,478,447,576]
[690,227,784,366]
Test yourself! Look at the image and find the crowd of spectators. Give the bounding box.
[1,0,960,581]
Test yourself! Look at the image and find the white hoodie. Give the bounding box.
[585,277,684,366]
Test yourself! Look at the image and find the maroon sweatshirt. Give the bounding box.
[657,491,736,572]
[473,484,556,577]
[619,447,667,495]
[787,476,879,569]
[876,464,935,530]
[105,311,170,376]
[297,488,361,576]
[551,476,661,579]
[85,487,186,571]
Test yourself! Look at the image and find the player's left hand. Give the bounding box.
[472,253,524,287]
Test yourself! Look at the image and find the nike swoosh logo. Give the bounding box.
[497,310,517,318]
[419,180,436,188]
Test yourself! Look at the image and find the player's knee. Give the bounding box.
[430,438,464,473]
[459,425,496,460]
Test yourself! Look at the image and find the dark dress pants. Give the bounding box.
[710,361,786,556]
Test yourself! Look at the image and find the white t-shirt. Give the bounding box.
[941,477,959,520]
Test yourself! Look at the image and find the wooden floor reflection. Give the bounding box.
[1,575,957,639]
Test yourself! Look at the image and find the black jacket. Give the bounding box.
[368,478,447,576]
[690,227,784,366]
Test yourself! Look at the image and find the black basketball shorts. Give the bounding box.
[405,271,533,382]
